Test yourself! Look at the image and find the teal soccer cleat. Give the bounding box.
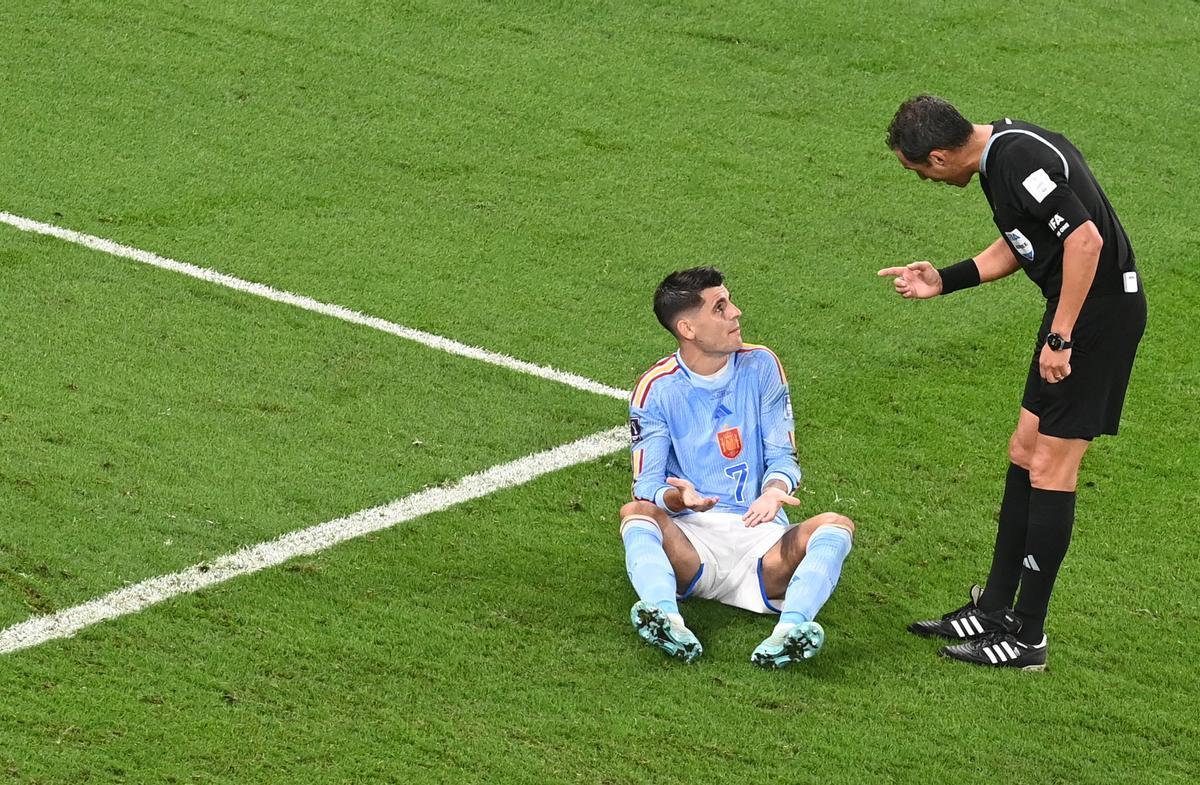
[630,601,702,663]
[751,621,825,669]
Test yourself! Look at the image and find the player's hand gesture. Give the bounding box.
[743,486,800,527]
[666,477,718,512]
[878,261,943,299]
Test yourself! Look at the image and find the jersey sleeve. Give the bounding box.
[629,395,674,511]
[755,352,802,493]
[1005,138,1092,241]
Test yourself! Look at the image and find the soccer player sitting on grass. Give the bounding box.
[620,266,855,667]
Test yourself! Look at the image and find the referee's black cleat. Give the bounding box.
[940,622,1048,672]
[908,585,1007,641]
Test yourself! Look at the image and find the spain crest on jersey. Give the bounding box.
[717,427,743,459]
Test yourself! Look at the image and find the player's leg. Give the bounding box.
[619,500,703,662]
[619,500,702,603]
[909,390,1039,640]
[977,407,1039,611]
[940,423,1089,671]
[760,512,855,615]
[1012,433,1090,644]
[752,513,854,667]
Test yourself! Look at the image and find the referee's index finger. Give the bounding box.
[877,266,907,276]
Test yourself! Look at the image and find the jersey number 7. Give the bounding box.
[724,463,749,504]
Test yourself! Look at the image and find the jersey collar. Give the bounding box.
[979,118,1013,176]
[675,351,736,390]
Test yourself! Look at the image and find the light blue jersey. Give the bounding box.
[629,344,801,525]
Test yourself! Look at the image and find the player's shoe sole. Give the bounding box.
[630,601,702,663]
[750,621,825,669]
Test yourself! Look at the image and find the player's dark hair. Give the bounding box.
[886,94,973,163]
[654,266,725,336]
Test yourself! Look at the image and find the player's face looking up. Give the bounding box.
[676,285,743,355]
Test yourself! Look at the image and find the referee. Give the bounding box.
[878,95,1147,670]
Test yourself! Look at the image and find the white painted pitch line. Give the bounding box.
[0,211,629,402]
[0,425,628,655]
[0,210,632,653]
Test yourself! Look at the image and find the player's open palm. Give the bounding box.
[666,477,718,512]
[877,261,942,299]
[743,487,800,527]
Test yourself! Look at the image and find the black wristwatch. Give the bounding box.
[1046,332,1073,351]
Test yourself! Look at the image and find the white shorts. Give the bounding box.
[674,511,792,615]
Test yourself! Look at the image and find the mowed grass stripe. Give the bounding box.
[0,425,625,655]
[0,234,620,625]
[0,212,628,401]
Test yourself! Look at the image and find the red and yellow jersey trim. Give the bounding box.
[736,343,788,385]
[631,449,645,478]
[631,355,680,408]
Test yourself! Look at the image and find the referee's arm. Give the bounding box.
[877,237,1021,299]
[1050,221,1103,341]
[974,237,1022,282]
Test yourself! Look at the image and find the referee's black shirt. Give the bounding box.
[979,119,1136,301]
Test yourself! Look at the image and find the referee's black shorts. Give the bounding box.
[1022,286,1147,440]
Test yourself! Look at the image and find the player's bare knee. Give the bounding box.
[1028,456,1075,492]
[1008,432,1034,468]
[619,499,658,519]
[815,512,854,536]
[618,500,663,535]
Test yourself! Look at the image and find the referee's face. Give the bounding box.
[894,149,973,187]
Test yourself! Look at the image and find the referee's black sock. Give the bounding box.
[1013,488,1076,644]
[978,463,1032,612]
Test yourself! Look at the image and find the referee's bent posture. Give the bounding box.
[879,95,1147,670]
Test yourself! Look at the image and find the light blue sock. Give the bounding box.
[780,525,853,625]
[622,518,678,615]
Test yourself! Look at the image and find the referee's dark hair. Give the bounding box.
[654,266,724,336]
[887,95,973,163]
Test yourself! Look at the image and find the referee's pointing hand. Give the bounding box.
[878,261,943,299]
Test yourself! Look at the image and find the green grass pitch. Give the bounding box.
[1,1,1198,782]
